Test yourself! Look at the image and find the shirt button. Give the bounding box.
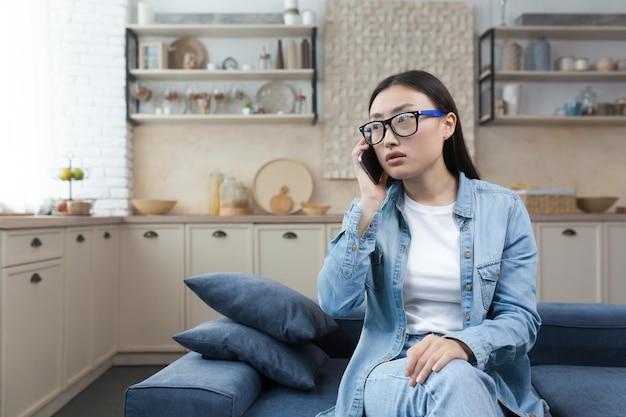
[351,244,357,251]
[465,284,472,291]
[464,251,471,258]
[465,315,471,321]
[462,226,469,232]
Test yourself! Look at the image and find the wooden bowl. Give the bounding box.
[67,200,93,215]
[131,199,177,215]
[576,196,618,213]
[300,201,330,216]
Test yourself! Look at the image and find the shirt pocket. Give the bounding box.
[365,247,384,293]
[476,260,501,310]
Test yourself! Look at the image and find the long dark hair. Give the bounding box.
[369,70,480,180]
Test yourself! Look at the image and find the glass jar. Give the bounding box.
[219,175,238,214]
[235,182,250,210]
[578,86,597,116]
[209,169,223,215]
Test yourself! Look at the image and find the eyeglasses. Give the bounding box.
[358,110,446,145]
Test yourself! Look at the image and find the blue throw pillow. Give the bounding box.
[173,318,328,390]
[184,272,338,344]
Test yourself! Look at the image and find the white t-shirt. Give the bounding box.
[402,194,462,335]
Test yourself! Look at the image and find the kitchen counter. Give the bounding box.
[2,213,626,230]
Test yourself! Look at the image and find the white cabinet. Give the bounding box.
[185,224,253,327]
[534,222,603,303]
[64,227,95,386]
[254,224,327,298]
[91,226,119,367]
[64,225,120,385]
[604,222,626,304]
[1,229,64,417]
[118,224,185,352]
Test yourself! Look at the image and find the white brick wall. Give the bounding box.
[49,0,132,216]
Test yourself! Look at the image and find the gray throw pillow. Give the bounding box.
[184,272,338,344]
[173,318,328,390]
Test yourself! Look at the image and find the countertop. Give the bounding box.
[1,213,626,230]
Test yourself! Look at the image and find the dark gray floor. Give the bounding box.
[52,366,163,417]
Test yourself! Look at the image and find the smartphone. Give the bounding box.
[358,146,384,185]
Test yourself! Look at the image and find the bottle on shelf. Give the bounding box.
[259,46,272,70]
[209,169,224,215]
[276,40,285,69]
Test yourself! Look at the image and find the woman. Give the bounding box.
[316,70,548,417]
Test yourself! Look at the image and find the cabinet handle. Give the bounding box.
[562,228,577,237]
[30,237,43,248]
[103,231,111,239]
[212,230,227,238]
[282,231,298,239]
[143,230,159,239]
[30,273,43,284]
[76,234,86,243]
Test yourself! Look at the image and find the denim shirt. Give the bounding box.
[316,173,549,417]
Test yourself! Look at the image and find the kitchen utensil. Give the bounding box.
[595,57,615,71]
[501,40,522,71]
[556,55,575,71]
[576,196,618,213]
[131,199,177,215]
[269,186,294,214]
[256,81,295,114]
[531,38,550,70]
[168,37,207,69]
[564,101,581,116]
[502,83,521,115]
[574,57,589,71]
[253,159,313,214]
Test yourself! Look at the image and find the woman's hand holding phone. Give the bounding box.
[353,139,387,221]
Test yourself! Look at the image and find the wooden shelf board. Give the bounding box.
[129,69,314,81]
[484,26,626,41]
[127,24,315,38]
[129,113,316,125]
[480,115,626,126]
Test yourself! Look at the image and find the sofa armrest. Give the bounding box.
[529,303,626,367]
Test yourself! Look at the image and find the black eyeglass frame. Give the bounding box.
[358,110,446,145]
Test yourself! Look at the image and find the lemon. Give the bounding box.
[58,167,72,181]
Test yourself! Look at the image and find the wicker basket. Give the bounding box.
[517,190,577,214]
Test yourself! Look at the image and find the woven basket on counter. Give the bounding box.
[516,189,577,214]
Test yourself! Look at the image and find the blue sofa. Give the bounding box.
[124,303,626,417]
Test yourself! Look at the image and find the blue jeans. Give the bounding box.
[363,335,506,417]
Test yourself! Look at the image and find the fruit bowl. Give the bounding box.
[131,199,177,215]
[52,199,95,215]
[576,196,618,213]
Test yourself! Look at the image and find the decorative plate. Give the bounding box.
[255,81,295,114]
[222,57,239,70]
[168,37,207,69]
[253,159,313,214]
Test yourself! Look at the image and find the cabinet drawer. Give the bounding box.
[1,229,64,267]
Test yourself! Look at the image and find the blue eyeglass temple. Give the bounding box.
[416,110,445,117]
